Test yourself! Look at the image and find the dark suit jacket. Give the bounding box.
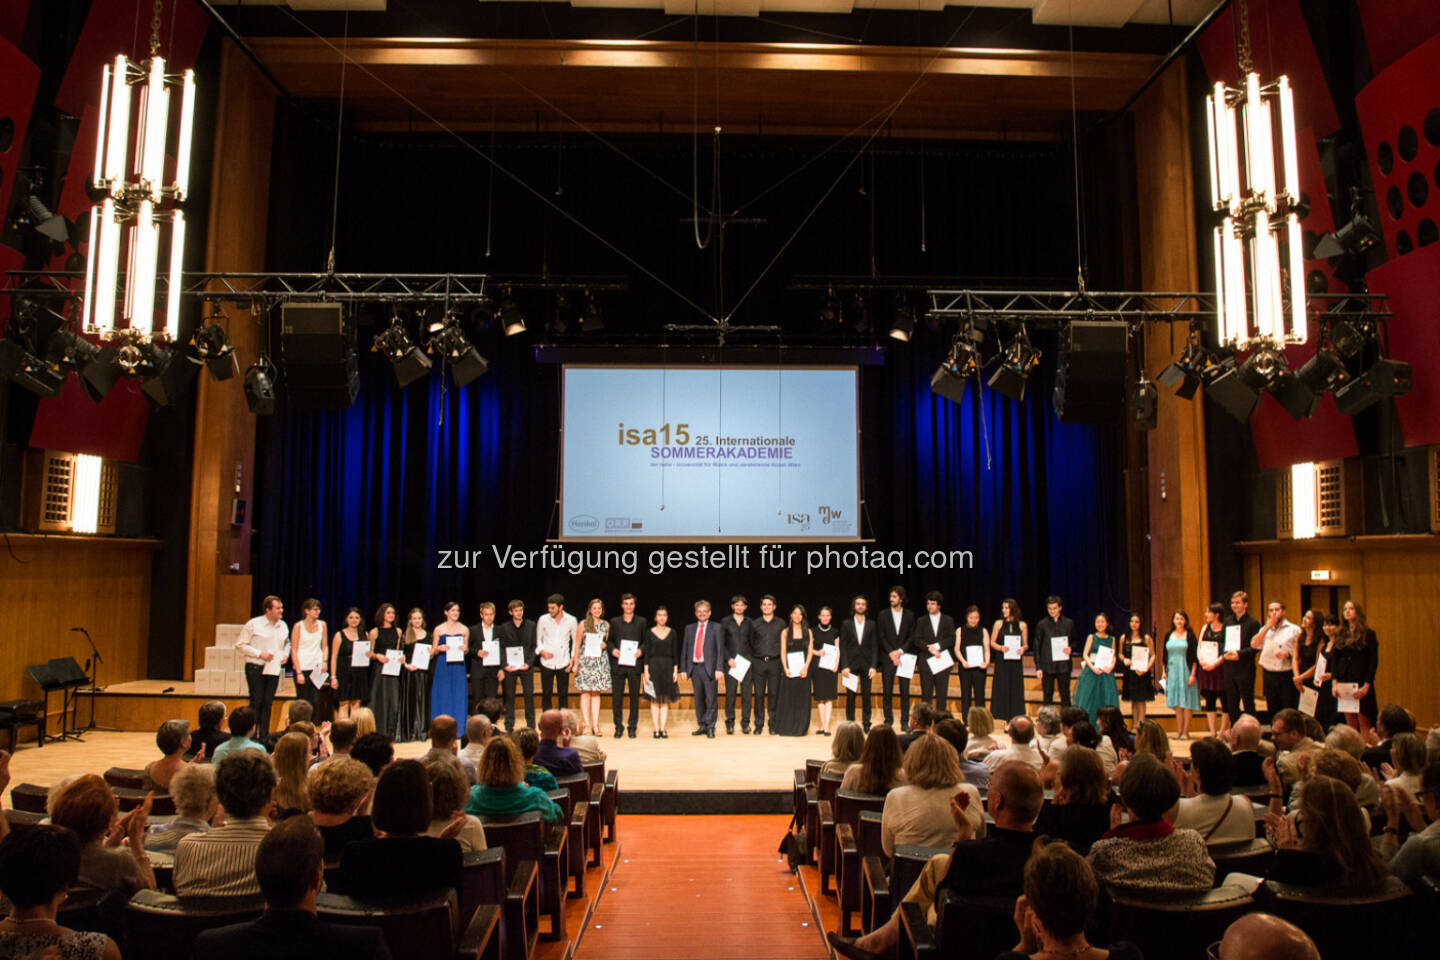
[495,618,538,669]
[838,616,878,674]
[876,607,915,658]
[911,612,957,673]
[682,620,723,676]
[194,910,392,960]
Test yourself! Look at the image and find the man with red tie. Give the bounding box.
[684,600,724,738]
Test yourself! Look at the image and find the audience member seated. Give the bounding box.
[1034,706,1063,756]
[842,724,908,794]
[966,707,1000,759]
[174,750,276,896]
[424,715,477,784]
[352,707,377,739]
[534,710,583,777]
[350,733,395,777]
[144,719,194,790]
[1362,704,1413,772]
[195,816,392,960]
[1069,721,1117,777]
[1379,760,1440,886]
[338,759,464,899]
[1271,709,1322,796]
[145,763,218,853]
[461,714,492,771]
[212,707,267,764]
[829,762,1044,960]
[984,716,1045,771]
[1097,706,1134,758]
[881,734,982,856]
[187,700,231,761]
[475,697,504,727]
[1323,725,1381,807]
[465,737,564,822]
[564,710,607,764]
[1226,715,1267,787]
[307,757,375,861]
[325,719,358,764]
[1087,753,1214,892]
[49,775,157,897]
[1383,732,1426,796]
[899,704,938,752]
[272,732,313,819]
[1172,737,1255,845]
[423,757,487,853]
[933,719,992,791]
[1047,707,1089,763]
[994,839,1142,960]
[514,728,559,791]
[1243,771,1388,892]
[1286,748,1372,826]
[1132,720,1169,762]
[1214,913,1319,960]
[0,824,122,960]
[265,701,314,751]
[1035,745,1112,854]
[822,722,865,777]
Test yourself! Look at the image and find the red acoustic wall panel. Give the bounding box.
[1357,0,1440,76]
[0,34,40,248]
[1367,242,1440,447]
[30,374,151,463]
[54,0,208,116]
[0,0,28,47]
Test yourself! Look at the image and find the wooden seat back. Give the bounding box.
[124,889,266,958]
[317,889,457,960]
[1207,838,1274,883]
[935,890,1020,960]
[1260,877,1414,957]
[104,767,147,790]
[1104,883,1256,960]
[9,782,49,813]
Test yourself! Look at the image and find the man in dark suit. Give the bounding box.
[721,594,755,734]
[876,586,915,728]
[911,591,956,711]
[749,595,785,734]
[606,593,648,739]
[195,816,392,960]
[467,601,501,713]
[1032,595,1076,707]
[496,599,537,732]
[1222,590,1261,723]
[839,595,879,731]
[683,599,725,738]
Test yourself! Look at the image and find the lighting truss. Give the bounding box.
[923,290,1388,328]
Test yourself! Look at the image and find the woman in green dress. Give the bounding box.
[1073,612,1120,724]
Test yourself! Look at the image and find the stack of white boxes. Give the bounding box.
[193,625,294,697]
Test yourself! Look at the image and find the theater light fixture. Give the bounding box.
[1296,343,1350,395]
[986,325,1040,402]
[1240,343,1316,421]
[1201,355,1261,422]
[1156,328,1212,400]
[1334,356,1411,416]
[1132,378,1158,431]
[1313,189,1379,260]
[189,305,236,381]
[1205,0,1306,352]
[429,319,489,387]
[888,295,915,342]
[581,291,605,335]
[500,292,526,337]
[71,454,104,535]
[373,311,432,387]
[930,323,984,405]
[0,337,65,397]
[243,356,276,415]
[819,287,841,324]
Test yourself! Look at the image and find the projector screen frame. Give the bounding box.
[556,363,864,544]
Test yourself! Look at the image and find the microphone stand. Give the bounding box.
[72,627,121,732]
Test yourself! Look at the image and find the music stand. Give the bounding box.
[26,658,88,743]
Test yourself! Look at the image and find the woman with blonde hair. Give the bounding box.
[424,757,487,852]
[272,731,312,818]
[1133,719,1170,761]
[966,705,998,759]
[307,756,375,860]
[352,705,376,738]
[573,598,612,735]
[880,733,982,855]
[821,721,864,778]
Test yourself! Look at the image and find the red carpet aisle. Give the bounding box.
[573,816,829,960]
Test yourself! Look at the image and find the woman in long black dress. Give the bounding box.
[1119,614,1155,725]
[398,607,432,742]
[367,604,404,740]
[809,605,839,736]
[988,598,1028,722]
[1339,600,1379,734]
[1292,608,1325,722]
[329,607,368,719]
[641,606,679,738]
[775,605,815,737]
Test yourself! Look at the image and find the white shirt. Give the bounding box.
[891,608,904,635]
[536,612,577,670]
[853,616,866,641]
[1258,619,1302,672]
[1174,793,1255,845]
[929,612,941,641]
[982,741,1044,771]
[294,620,326,672]
[235,615,290,666]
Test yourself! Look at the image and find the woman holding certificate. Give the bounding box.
[368,604,405,740]
[988,599,1028,722]
[775,605,815,736]
[1119,614,1155,725]
[954,605,989,716]
[289,599,329,714]
[809,605,839,735]
[1074,613,1120,723]
[330,607,369,720]
[1159,610,1200,739]
[430,602,470,723]
[399,607,431,741]
[642,606,679,737]
[574,598,612,735]
[1197,603,1228,736]
[1332,601,1378,734]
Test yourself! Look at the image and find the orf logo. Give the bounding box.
[569,515,600,532]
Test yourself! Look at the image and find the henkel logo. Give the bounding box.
[568,515,600,532]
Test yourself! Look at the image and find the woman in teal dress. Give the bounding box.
[1073,612,1121,723]
[1159,610,1200,739]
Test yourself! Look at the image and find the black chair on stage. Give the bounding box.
[0,699,44,751]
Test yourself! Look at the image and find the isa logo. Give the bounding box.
[568,515,600,532]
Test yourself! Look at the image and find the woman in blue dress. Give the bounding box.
[1073,612,1120,723]
[1158,610,1200,739]
[431,601,470,723]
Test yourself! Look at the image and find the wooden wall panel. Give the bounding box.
[1237,535,1440,726]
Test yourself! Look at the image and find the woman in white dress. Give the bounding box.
[573,598,612,735]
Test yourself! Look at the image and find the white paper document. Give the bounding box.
[1298,686,1319,717]
[619,639,639,667]
[262,655,283,676]
[964,645,984,667]
[1091,646,1115,671]
[1199,640,1220,667]
[1312,652,1327,688]
[1335,682,1360,714]
[819,643,840,672]
[350,640,371,668]
[583,633,604,658]
[505,646,525,668]
[1003,637,1022,660]
[1050,637,1070,661]
[382,650,404,676]
[643,678,657,699]
[926,651,955,674]
[1130,647,1150,673]
[1224,624,1242,653]
[841,672,860,692]
[786,651,805,675]
[309,669,328,687]
[410,642,431,670]
[895,653,917,680]
[728,654,751,682]
[479,640,498,665]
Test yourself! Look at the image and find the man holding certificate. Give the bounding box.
[466,602,499,713]
[536,594,577,712]
[910,591,955,711]
[607,593,647,739]
[498,600,538,731]
[839,596,879,731]
[1221,591,1261,724]
[1033,596,1076,708]
[235,596,290,739]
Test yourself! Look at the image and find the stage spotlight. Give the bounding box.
[1296,344,1350,395]
[1327,319,1366,359]
[373,313,432,387]
[1156,340,1209,400]
[470,296,499,331]
[1132,379,1158,431]
[1314,190,1379,259]
[189,308,237,380]
[244,356,277,414]
[888,296,915,342]
[500,293,526,337]
[1334,357,1411,415]
[986,327,1040,402]
[134,340,197,407]
[581,291,605,335]
[849,293,870,335]
[45,330,119,402]
[549,293,570,337]
[930,331,982,405]
[819,287,841,324]
[21,193,69,244]
[0,337,65,397]
[1239,345,1316,421]
[1201,356,1261,422]
[429,319,489,387]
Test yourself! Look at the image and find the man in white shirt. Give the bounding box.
[536,593,577,711]
[234,595,290,738]
[1251,600,1301,713]
[982,716,1045,771]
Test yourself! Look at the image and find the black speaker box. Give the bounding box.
[280,303,360,408]
[1053,320,1128,423]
